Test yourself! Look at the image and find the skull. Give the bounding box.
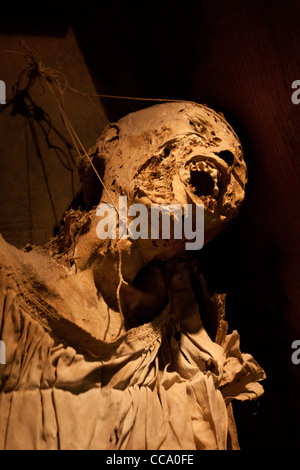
[97,101,246,241]
[74,101,247,321]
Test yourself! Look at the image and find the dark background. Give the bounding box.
[1,0,300,449]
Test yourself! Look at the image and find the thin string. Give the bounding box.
[5,45,151,332]
[104,306,111,341]
[3,45,185,210]
[44,76,120,215]
[62,83,187,103]
[24,118,33,244]
[116,244,129,336]
[43,71,148,333]
[43,72,148,269]
[2,44,118,212]
[2,47,187,104]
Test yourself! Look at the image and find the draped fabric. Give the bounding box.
[0,273,265,450]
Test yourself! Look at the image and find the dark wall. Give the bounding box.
[0,15,108,248]
[1,0,300,449]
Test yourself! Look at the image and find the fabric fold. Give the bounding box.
[0,274,265,450]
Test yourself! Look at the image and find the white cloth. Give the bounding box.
[0,272,265,450]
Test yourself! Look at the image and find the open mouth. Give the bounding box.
[188,160,220,199]
[133,146,231,209]
[179,154,228,208]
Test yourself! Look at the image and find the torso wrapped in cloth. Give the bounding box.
[0,237,264,450]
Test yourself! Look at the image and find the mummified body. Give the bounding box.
[0,102,265,449]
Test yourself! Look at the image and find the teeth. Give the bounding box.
[188,161,220,198]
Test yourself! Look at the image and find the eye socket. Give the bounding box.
[216,150,234,166]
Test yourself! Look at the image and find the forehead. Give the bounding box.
[118,101,198,137]
[99,101,240,165]
[102,101,239,148]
